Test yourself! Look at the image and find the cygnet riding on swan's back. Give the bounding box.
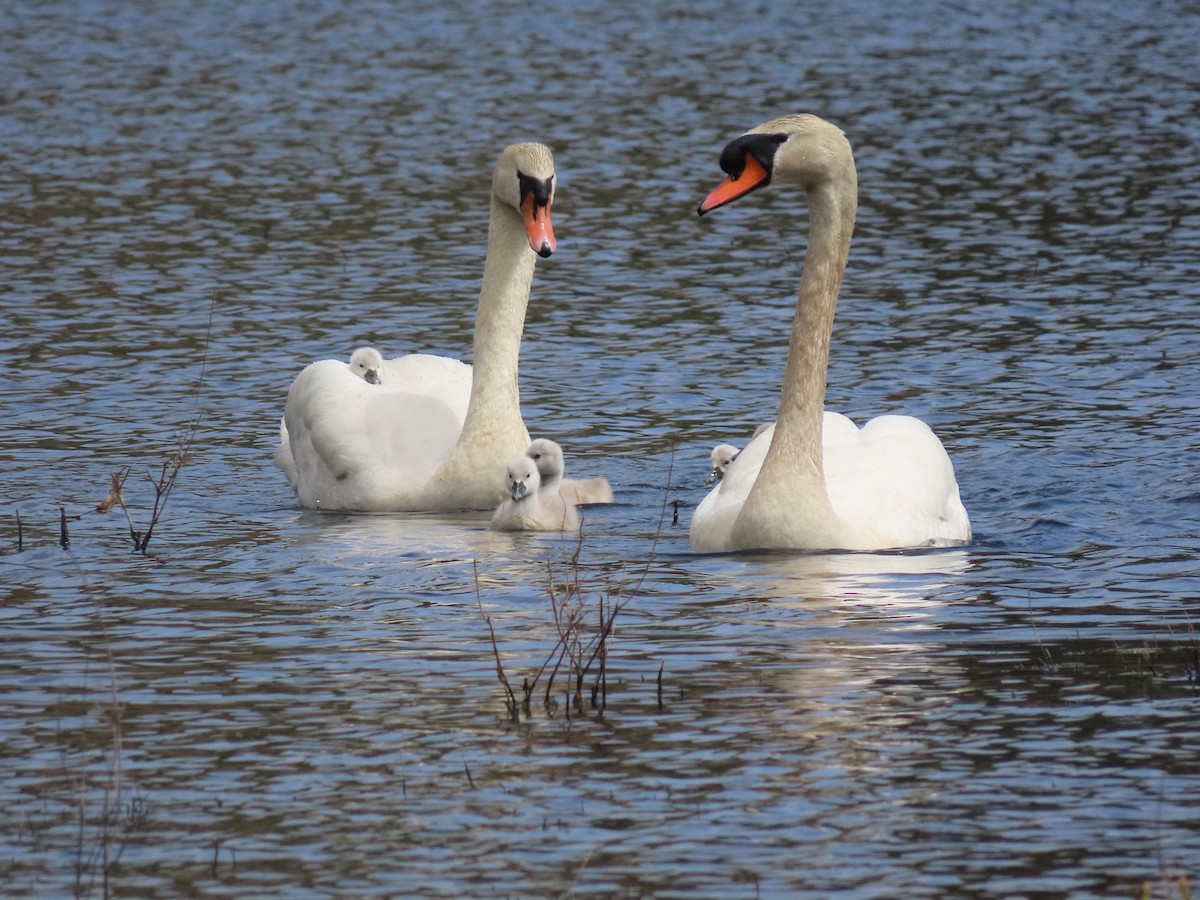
[274,346,387,484]
[348,347,384,384]
[276,142,565,512]
[526,438,613,505]
[490,454,581,532]
[689,114,971,553]
[706,424,771,485]
[707,443,741,485]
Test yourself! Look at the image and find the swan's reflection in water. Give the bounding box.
[280,506,971,614]
[642,550,975,772]
[279,508,588,596]
[678,546,972,614]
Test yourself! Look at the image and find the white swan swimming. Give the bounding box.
[525,438,614,505]
[689,114,971,553]
[707,443,741,485]
[348,347,384,384]
[276,142,559,512]
[490,454,581,532]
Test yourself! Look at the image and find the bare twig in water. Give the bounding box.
[136,445,190,553]
[99,449,191,554]
[477,446,678,719]
[67,565,138,897]
[1027,595,1055,670]
[474,559,518,718]
[95,292,216,554]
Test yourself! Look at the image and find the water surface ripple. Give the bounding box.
[3,0,1199,896]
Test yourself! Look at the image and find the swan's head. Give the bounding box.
[505,455,541,502]
[526,438,566,480]
[698,114,853,215]
[706,443,741,485]
[348,346,384,385]
[494,142,557,258]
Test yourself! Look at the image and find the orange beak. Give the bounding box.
[698,152,771,215]
[521,193,557,258]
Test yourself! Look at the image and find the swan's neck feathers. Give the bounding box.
[430,196,533,500]
[469,196,535,415]
[734,179,854,549]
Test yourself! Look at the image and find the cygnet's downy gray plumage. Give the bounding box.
[525,438,613,505]
[490,454,581,532]
[348,347,384,384]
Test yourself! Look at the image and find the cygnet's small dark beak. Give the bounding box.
[365,370,381,385]
[510,481,528,501]
[705,468,722,486]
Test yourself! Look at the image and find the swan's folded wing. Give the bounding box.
[282,360,465,510]
[379,353,473,422]
[273,415,298,487]
[824,414,970,546]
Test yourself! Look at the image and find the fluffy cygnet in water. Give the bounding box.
[525,438,613,505]
[490,454,581,532]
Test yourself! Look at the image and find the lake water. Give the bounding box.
[3,0,1199,896]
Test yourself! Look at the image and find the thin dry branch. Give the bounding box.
[474,559,518,717]
[96,291,216,554]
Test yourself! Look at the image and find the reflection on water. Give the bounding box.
[3,0,1200,894]
[701,547,972,608]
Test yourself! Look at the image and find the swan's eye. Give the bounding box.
[718,133,788,177]
[518,172,553,208]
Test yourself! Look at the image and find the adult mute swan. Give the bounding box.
[348,347,384,384]
[526,438,614,505]
[689,114,971,553]
[490,454,581,532]
[277,142,558,511]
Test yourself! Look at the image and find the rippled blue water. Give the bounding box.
[3,0,1199,896]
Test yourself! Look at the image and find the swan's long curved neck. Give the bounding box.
[459,196,535,440]
[735,177,856,547]
[777,180,854,468]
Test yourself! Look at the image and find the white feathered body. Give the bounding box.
[277,353,527,511]
[691,412,970,552]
